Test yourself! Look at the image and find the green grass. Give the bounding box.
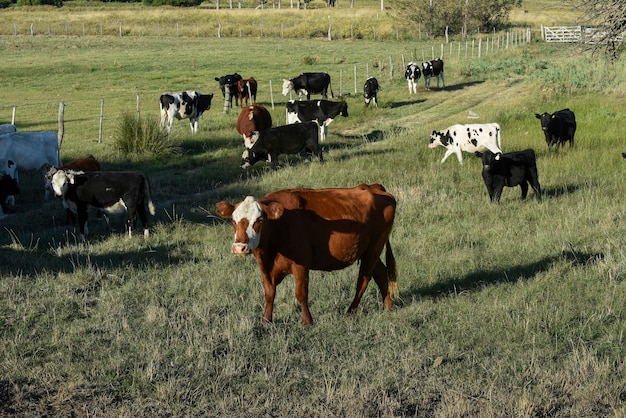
[1,3,626,416]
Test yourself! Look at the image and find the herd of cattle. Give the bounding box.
[0,59,584,324]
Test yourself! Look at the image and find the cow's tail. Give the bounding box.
[385,239,399,299]
[144,174,156,216]
[329,80,335,99]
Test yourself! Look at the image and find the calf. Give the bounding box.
[422,58,445,89]
[159,91,213,134]
[45,155,102,224]
[240,121,322,169]
[50,170,156,238]
[363,77,380,108]
[0,174,19,218]
[535,109,576,149]
[215,183,397,325]
[481,149,542,203]
[285,99,348,141]
[429,123,502,164]
[235,77,258,107]
[236,105,273,149]
[405,62,421,94]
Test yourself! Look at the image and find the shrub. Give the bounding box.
[114,112,179,156]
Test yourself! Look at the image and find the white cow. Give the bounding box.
[159,91,213,134]
[0,131,61,200]
[0,124,17,134]
[429,123,502,164]
[404,62,421,94]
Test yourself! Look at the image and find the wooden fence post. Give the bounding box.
[11,106,16,125]
[99,98,104,144]
[58,102,65,150]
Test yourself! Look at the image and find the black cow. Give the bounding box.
[363,77,380,108]
[49,170,156,238]
[481,149,542,203]
[0,174,19,216]
[282,72,333,100]
[422,58,445,89]
[240,121,322,169]
[405,62,421,94]
[215,73,243,107]
[534,109,576,149]
[285,99,348,141]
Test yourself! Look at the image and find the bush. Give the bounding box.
[114,112,179,156]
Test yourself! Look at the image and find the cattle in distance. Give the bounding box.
[0,131,61,200]
[236,104,273,149]
[481,149,542,203]
[282,72,333,101]
[429,123,503,164]
[49,169,156,239]
[404,62,421,94]
[215,73,243,107]
[215,183,398,325]
[363,77,380,108]
[235,77,258,107]
[285,99,348,141]
[422,58,445,89]
[240,121,322,169]
[159,91,213,134]
[534,108,576,149]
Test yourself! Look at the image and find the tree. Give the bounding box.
[579,0,626,59]
[388,0,521,39]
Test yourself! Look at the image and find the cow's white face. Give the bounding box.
[281,79,294,96]
[231,196,264,254]
[50,170,73,197]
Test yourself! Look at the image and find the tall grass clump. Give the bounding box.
[114,112,179,156]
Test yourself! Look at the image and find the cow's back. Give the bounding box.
[237,105,272,136]
[259,184,395,270]
[0,131,60,170]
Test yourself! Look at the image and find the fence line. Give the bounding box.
[542,25,625,44]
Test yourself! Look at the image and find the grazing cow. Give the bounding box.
[282,72,333,101]
[215,183,398,325]
[534,108,576,149]
[50,170,156,238]
[422,58,445,89]
[0,131,60,200]
[215,73,243,107]
[363,77,380,108]
[405,62,421,94]
[236,105,273,149]
[481,149,542,203]
[0,175,19,218]
[241,121,322,169]
[0,124,16,134]
[159,91,213,134]
[235,77,258,107]
[285,99,348,141]
[429,123,503,165]
[44,155,102,224]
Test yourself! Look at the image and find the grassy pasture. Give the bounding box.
[1,2,626,416]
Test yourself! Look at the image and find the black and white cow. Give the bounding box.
[363,77,380,108]
[481,149,542,203]
[282,72,333,101]
[534,109,576,149]
[429,123,502,164]
[159,91,213,134]
[215,73,243,107]
[241,121,322,169]
[285,99,348,141]
[422,58,445,90]
[405,62,421,94]
[50,170,156,238]
[0,174,19,218]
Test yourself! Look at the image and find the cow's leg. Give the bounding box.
[76,204,89,238]
[440,149,454,163]
[291,266,313,325]
[261,270,286,324]
[529,173,542,202]
[136,200,150,237]
[371,260,394,310]
[520,181,529,200]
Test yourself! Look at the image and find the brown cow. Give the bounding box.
[215,183,398,325]
[45,155,101,223]
[236,104,273,149]
[235,77,257,107]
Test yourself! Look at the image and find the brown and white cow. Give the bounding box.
[236,104,273,149]
[215,184,398,325]
[235,77,258,107]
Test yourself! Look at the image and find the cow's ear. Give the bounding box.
[215,201,235,219]
[68,173,76,184]
[265,202,284,220]
[534,113,541,119]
